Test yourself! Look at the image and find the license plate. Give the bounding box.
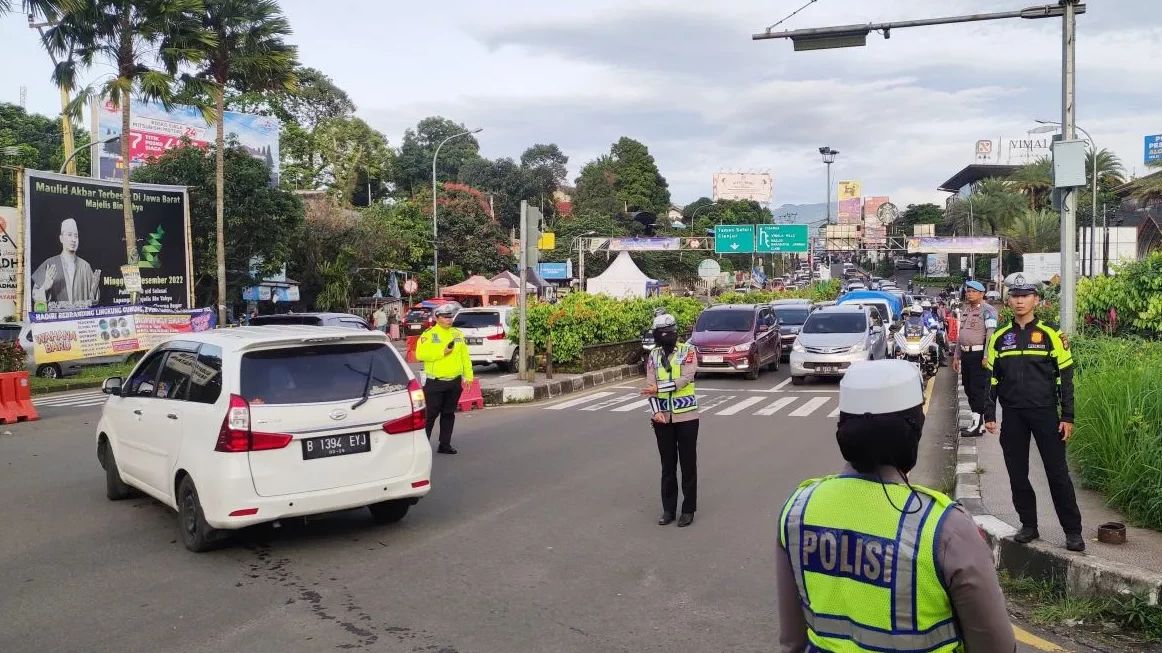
[702,355,724,364]
[817,365,839,374]
[301,432,371,460]
[466,337,483,345]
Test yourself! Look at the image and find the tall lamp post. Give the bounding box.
[572,230,596,291]
[1031,119,1098,277]
[819,146,838,224]
[432,127,483,296]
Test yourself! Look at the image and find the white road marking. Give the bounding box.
[768,378,792,392]
[755,397,798,416]
[611,398,652,412]
[789,397,831,417]
[33,391,105,406]
[545,391,615,410]
[581,394,641,411]
[697,394,737,412]
[828,406,841,417]
[715,396,766,416]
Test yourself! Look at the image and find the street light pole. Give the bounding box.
[1034,119,1098,278]
[1059,0,1079,332]
[819,146,838,224]
[59,136,120,174]
[431,127,482,296]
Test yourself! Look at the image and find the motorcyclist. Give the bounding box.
[921,300,947,366]
[901,303,942,369]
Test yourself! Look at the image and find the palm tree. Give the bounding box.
[166,0,297,324]
[1130,163,1162,207]
[1009,156,1053,210]
[47,0,210,271]
[1087,147,1126,190]
[1002,209,1060,256]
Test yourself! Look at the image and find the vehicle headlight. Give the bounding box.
[731,341,752,354]
[850,339,867,352]
[792,340,805,353]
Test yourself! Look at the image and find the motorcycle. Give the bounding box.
[893,322,940,383]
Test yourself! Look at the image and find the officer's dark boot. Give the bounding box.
[1014,526,1040,544]
[658,512,676,526]
[1065,533,1086,552]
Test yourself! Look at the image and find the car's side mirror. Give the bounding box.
[103,377,123,396]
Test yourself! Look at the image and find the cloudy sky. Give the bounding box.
[3,0,1162,208]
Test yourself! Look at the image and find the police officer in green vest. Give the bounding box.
[641,313,699,527]
[775,360,1015,652]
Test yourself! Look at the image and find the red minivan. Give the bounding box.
[689,304,781,380]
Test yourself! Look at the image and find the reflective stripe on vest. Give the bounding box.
[653,345,697,413]
[781,476,961,652]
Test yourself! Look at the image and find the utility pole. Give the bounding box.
[1059,0,1078,332]
[518,201,530,380]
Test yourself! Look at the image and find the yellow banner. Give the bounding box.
[837,180,862,201]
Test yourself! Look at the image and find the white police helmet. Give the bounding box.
[839,360,923,415]
[652,313,677,330]
[433,303,457,317]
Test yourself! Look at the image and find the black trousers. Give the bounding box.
[653,419,699,514]
[960,350,990,415]
[424,378,463,447]
[999,406,1082,535]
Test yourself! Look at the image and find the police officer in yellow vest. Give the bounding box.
[641,312,698,527]
[775,360,1015,652]
[414,303,473,455]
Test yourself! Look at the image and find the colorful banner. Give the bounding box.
[24,170,192,313]
[907,236,1001,254]
[837,198,862,225]
[0,207,21,321]
[837,180,861,201]
[28,305,215,364]
[926,254,949,276]
[608,237,682,251]
[92,99,280,182]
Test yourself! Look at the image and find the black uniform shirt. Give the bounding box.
[985,319,1074,422]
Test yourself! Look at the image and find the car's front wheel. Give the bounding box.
[177,476,227,553]
[36,364,62,379]
[369,499,411,524]
[791,375,807,386]
[98,440,135,501]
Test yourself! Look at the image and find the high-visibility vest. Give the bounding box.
[415,324,473,382]
[651,343,697,414]
[779,475,963,653]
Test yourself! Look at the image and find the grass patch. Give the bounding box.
[1000,571,1162,643]
[1069,335,1162,530]
[30,361,136,394]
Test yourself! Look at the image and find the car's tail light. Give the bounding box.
[486,327,507,340]
[384,379,426,435]
[215,394,292,452]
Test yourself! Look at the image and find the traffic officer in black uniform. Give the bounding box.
[984,276,1084,551]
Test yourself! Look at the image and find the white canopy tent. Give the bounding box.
[585,251,659,299]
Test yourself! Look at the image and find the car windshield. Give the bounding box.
[405,310,428,322]
[695,310,755,332]
[240,343,409,405]
[773,308,810,325]
[803,313,868,334]
[453,311,501,329]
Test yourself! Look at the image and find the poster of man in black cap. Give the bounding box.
[23,170,191,314]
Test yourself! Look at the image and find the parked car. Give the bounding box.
[895,256,923,270]
[95,326,432,552]
[690,304,781,380]
[453,307,517,371]
[770,300,813,359]
[249,312,372,330]
[6,323,85,378]
[402,307,433,337]
[789,305,887,385]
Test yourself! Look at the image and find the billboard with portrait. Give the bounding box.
[91,99,280,182]
[23,170,192,315]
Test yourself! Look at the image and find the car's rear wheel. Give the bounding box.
[177,476,226,553]
[504,349,520,373]
[369,499,410,524]
[745,357,759,380]
[98,440,134,501]
[36,364,61,379]
[769,349,781,371]
[791,375,807,386]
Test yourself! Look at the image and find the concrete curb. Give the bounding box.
[479,363,643,407]
[31,379,104,396]
[951,376,1162,603]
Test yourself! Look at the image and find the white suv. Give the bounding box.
[453,307,517,371]
[95,326,432,552]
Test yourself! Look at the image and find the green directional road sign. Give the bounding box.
[756,224,810,253]
[714,224,755,254]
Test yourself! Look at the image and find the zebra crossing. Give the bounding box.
[33,390,108,410]
[544,390,842,419]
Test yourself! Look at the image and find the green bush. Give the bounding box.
[1069,335,1162,530]
[0,342,23,373]
[717,280,840,305]
[514,293,704,364]
[1077,253,1162,337]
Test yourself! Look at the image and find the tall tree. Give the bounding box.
[0,103,89,204]
[1009,156,1053,210]
[1131,163,1162,206]
[946,178,1024,235]
[167,0,297,324]
[520,143,569,219]
[1001,209,1060,256]
[392,116,481,197]
[458,156,528,229]
[609,137,670,215]
[896,203,944,231]
[312,116,393,206]
[48,0,210,271]
[572,155,621,222]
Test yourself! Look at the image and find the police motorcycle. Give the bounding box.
[893,305,939,383]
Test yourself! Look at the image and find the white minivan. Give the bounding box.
[95,326,433,552]
[453,307,518,371]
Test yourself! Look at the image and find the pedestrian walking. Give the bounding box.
[415,303,473,455]
[984,278,1083,551]
[953,280,998,436]
[372,304,388,333]
[640,313,698,527]
[776,360,1016,653]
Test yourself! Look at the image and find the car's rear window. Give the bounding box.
[405,310,429,322]
[695,310,754,332]
[803,313,868,334]
[240,343,409,405]
[250,315,322,326]
[773,308,810,325]
[454,311,501,329]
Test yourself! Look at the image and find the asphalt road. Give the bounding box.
[2,366,1086,653]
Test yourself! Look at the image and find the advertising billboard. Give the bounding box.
[1146,134,1162,165]
[972,136,1053,165]
[28,305,214,364]
[608,237,683,252]
[24,170,192,315]
[0,207,22,321]
[926,254,949,276]
[837,198,862,225]
[92,99,280,182]
[712,172,773,203]
[824,224,860,251]
[906,236,1000,255]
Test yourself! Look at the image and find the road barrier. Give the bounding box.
[0,372,39,424]
[457,379,485,412]
[405,336,419,363]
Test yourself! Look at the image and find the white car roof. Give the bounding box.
[164,326,388,354]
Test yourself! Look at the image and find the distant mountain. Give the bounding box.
[770,202,838,225]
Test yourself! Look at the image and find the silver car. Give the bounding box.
[789,305,887,385]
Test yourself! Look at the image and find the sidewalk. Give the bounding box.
[953,382,1162,601]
